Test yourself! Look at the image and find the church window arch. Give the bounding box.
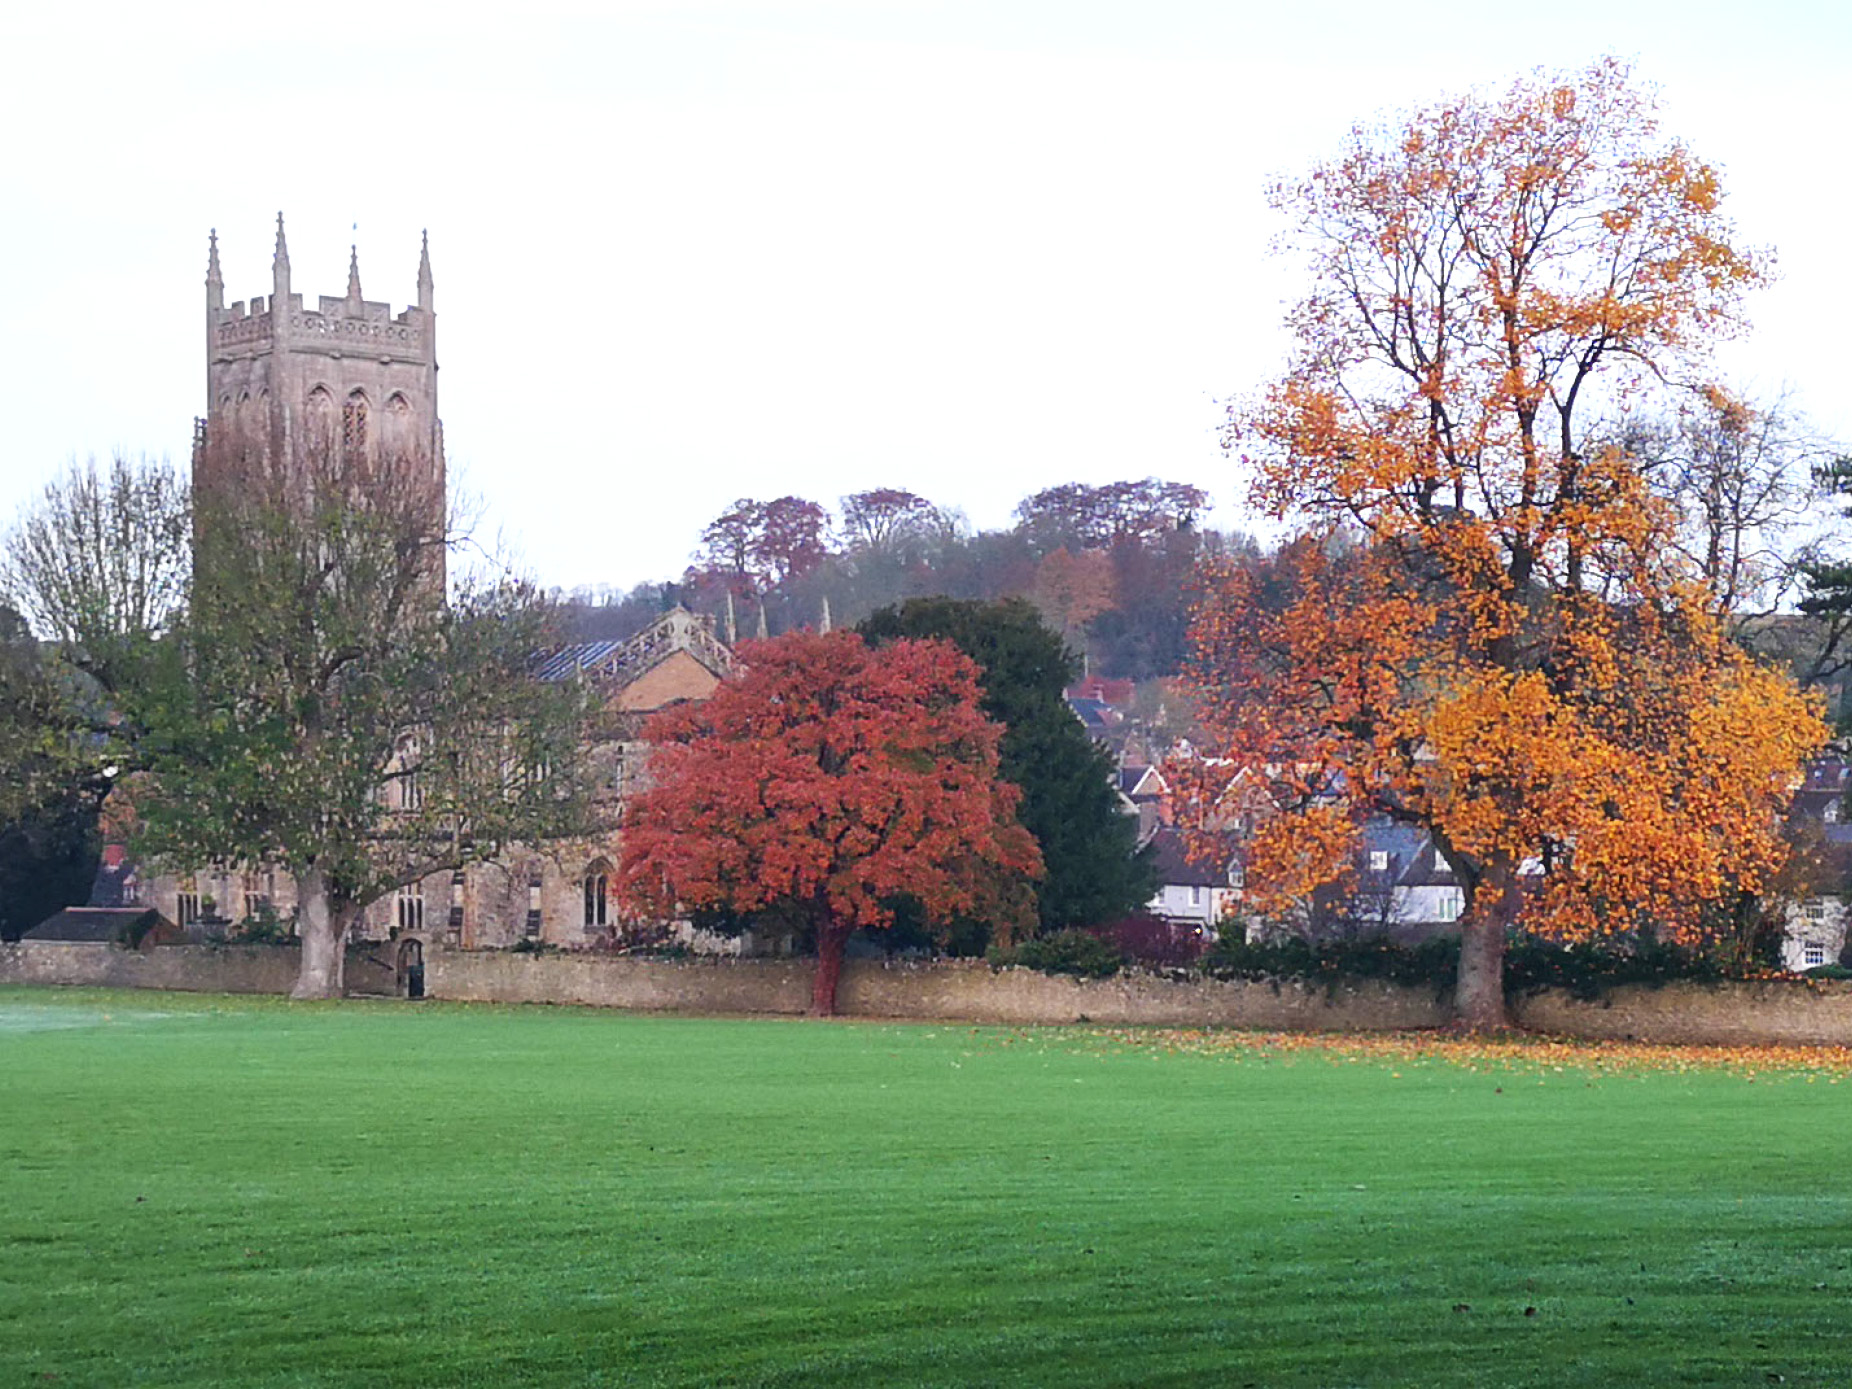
[582,858,613,929]
[305,386,336,455]
[342,389,370,464]
[394,732,425,812]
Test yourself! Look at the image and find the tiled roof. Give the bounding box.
[532,641,622,683]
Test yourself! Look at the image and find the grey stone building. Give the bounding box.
[195,215,444,581]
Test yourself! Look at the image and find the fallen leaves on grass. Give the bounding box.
[1037,1028,1852,1082]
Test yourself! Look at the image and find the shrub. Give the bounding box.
[1200,935,1459,995]
[1500,936,1727,1001]
[990,929,1124,979]
[231,902,293,945]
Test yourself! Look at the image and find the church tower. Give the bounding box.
[195,216,444,554]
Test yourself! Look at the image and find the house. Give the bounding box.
[1780,759,1852,971]
[1117,761,1171,840]
[1143,828,1238,933]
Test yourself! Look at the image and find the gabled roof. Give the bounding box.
[536,607,733,689]
[1118,764,1168,799]
[1358,818,1455,887]
[1147,828,1233,888]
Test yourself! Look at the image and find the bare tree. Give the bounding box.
[1631,389,1830,618]
[0,455,189,692]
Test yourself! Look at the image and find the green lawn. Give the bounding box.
[2,988,1849,1387]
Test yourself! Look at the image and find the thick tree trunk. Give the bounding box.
[1454,857,1520,1031]
[292,864,351,1000]
[812,919,852,1017]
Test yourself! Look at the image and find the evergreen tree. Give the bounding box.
[860,598,1154,934]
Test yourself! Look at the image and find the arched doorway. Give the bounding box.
[396,938,425,1000]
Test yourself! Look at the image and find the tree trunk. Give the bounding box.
[1454,856,1520,1031]
[292,863,351,1000]
[812,918,852,1017]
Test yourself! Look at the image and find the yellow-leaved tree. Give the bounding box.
[1182,60,1826,1029]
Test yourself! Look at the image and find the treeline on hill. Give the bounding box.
[560,479,1259,683]
[564,420,1852,727]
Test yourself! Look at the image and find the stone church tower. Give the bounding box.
[194,215,444,557]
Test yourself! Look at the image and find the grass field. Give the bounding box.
[3,987,1850,1387]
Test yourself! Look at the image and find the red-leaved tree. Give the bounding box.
[617,630,1043,1014]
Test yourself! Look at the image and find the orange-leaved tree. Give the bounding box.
[617,630,1042,1014]
[1181,60,1826,1029]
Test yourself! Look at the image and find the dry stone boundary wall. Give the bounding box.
[7,942,1852,1045]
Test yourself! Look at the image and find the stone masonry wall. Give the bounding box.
[0,942,303,994]
[1511,980,1852,1046]
[7,942,1852,1045]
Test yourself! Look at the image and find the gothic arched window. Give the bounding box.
[582,859,612,929]
[342,390,369,466]
[305,386,335,459]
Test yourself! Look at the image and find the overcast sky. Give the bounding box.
[3,1,1846,594]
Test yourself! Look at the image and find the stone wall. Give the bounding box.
[1511,980,1852,1046]
[0,941,400,998]
[7,942,1852,1045]
[0,942,303,995]
[830,958,1449,1029]
[422,951,1450,1029]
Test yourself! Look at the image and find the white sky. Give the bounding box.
[3,1,1847,593]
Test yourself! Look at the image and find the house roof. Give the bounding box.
[535,607,733,689]
[1118,764,1167,799]
[533,639,623,682]
[1067,675,1135,706]
[24,907,172,944]
[1359,818,1456,887]
[1147,828,1232,888]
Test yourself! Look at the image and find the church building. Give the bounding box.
[134,218,735,967]
[195,215,445,583]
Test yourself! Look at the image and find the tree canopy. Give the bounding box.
[618,629,1042,1013]
[1181,60,1825,1028]
[860,597,1154,936]
[132,453,591,997]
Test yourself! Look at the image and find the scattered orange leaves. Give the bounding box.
[1061,1028,1852,1082]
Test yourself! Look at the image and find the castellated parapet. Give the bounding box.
[195,214,444,553]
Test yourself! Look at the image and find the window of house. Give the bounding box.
[526,874,544,937]
[1804,900,1828,922]
[397,883,424,934]
[449,871,466,929]
[1438,892,1463,922]
[1369,850,1390,873]
[176,875,201,927]
[1190,885,1203,907]
[242,870,263,921]
[1804,943,1827,967]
